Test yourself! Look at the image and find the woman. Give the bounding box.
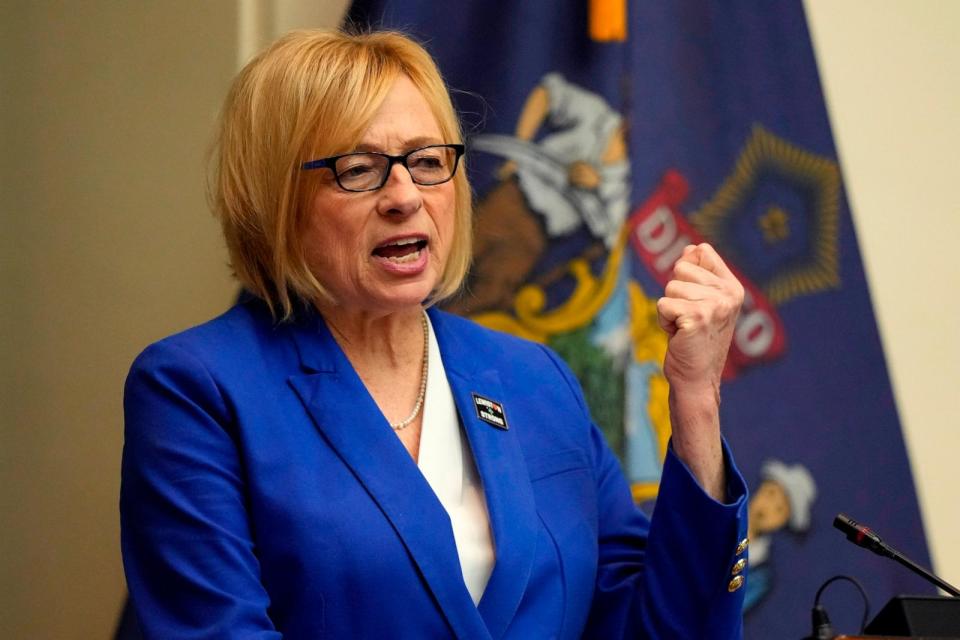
[121,29,748,639]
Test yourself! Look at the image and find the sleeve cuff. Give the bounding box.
[663,436,748,509]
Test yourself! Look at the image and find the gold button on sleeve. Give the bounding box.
[735,537,749,556]
[728,575,744,592]
[731,558,746,575]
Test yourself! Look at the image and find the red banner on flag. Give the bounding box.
[627,170,786,379]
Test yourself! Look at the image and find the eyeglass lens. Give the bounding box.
[335,146,458,191]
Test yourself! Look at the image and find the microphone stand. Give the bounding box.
[834,513,960,596]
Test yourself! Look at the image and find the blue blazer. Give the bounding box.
[121,300,748,639]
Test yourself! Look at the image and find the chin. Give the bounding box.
[369,283,436,312]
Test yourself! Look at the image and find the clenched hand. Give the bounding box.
[657,243,744,501]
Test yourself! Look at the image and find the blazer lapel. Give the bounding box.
[285,314,491,640]
[430,310,539,640]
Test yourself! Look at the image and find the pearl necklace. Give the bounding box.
[390,312,429,430]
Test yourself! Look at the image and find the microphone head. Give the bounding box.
[833,512,890,557]
[833,513,858,537]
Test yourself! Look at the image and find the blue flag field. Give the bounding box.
[349,1,934,636]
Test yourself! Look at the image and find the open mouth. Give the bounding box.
[372,237,428,263]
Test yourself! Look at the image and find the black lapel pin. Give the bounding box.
[472,393,508,430]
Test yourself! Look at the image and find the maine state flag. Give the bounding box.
[348,1,934,635]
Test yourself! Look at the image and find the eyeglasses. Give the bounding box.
[301,143,465,192]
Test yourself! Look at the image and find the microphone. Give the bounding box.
[833,513,960,596]
[833,513,894,558]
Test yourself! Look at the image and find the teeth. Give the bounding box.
[383,237,421,248]
[387,248,422,263]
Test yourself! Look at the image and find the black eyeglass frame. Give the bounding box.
[300,143,466,192]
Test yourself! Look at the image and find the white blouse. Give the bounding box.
[416,315,496,605]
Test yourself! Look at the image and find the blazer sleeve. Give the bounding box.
[120,340,282,639]
[541,346,748,639]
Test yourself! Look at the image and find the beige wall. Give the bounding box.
[1,2,956,638]
[805,0,960,590]
[1,2,238,637]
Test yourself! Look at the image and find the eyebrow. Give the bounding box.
[353,136,445,154]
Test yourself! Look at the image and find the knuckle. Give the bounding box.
[716,300,734,320]
[732,279,745,301]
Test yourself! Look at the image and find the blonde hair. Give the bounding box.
[211,29,472,319]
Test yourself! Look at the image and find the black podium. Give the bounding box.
[858,595,960,638]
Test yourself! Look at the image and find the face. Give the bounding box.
[748,480,791,535]
[303,74,456,316]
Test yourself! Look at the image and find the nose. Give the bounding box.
[376,163,422,217]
